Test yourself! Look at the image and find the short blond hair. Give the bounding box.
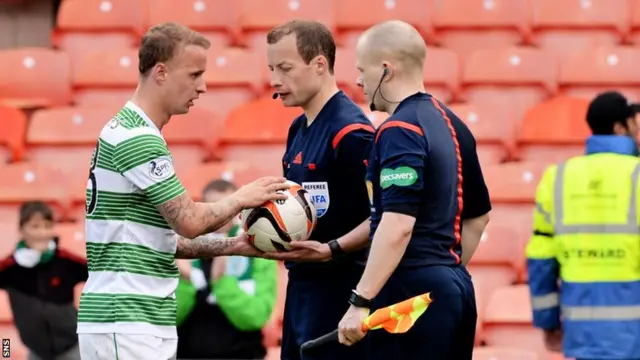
[138,22,211,76]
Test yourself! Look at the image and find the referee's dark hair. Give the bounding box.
[266,20,336,74]
[587,91,640,135]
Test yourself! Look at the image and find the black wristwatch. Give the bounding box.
[327,239,346,259]
[349,289,373,308]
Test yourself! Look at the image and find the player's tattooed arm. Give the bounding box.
[157,193,243,240]
[157,176,290,239]
[174,233,261,259]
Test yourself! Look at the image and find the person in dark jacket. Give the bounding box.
[0,201,88,360]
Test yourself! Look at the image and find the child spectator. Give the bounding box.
[0,201,88,360]
[176,179,277,359]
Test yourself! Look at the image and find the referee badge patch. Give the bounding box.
[380,166,418,188]
[302,181,330,218]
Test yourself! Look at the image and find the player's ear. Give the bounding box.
[153,62,168,83]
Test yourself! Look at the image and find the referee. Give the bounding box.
[338,20,491,360]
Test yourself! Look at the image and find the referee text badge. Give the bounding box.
[302,181,330,218]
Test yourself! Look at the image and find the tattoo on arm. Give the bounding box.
[157,193,242,238]
[175,233,238,259]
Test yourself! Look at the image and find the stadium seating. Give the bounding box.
[432,0,531,60]
[3,0,639,356]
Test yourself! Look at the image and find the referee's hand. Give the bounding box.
[338,305,369,346]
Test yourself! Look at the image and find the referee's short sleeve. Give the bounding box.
[376,121,427,217]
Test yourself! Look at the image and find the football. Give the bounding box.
[241,181,317,252]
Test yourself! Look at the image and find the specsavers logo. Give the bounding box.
[380,166,418,189]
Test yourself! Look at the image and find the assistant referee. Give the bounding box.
[337,20,491,360]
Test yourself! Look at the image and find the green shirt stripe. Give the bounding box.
[86,242,178,278]
[85,190,172,229]
[114,135,170,173]
[78,293,176,326]
[146,175,186,205]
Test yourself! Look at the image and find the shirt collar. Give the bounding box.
[124,101,160,132]
[392,92,430,114]
[585,135,639,156]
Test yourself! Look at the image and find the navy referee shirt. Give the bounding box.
[367,92,491,268]
[283,91,375,278]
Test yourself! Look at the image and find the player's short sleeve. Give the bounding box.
[113,133,186,206]
[377,121,427,217]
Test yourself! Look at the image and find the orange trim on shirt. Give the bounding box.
[430,98,464,265]
[375,120,424,143]
[332,123,375,149]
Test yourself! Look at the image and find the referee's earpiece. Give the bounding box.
[370,66,390,112]
[382,66,389,78]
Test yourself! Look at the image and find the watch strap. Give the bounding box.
[328,239,346,259]
[349,290,373,308]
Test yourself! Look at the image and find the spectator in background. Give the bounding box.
[176,179,278,360]
[527,91,640,360]
[0,201,87,360]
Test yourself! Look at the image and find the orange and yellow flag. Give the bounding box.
[361,292,433,334]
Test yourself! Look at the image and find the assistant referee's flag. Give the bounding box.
[362,292,433,333]
[300,292,433,355]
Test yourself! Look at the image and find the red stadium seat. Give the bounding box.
[55,222,87,260]
[0,105,27,162]
[516,96,590,163]
[220,95,299,168]
[432,0,530,60]
[0,48,72,108]
[72,48,138,106]
[447,102,511,165]
[0,162,70,222]
[0,324,29,359]
[462,46,558,127]
[483,161,550,204]
[238,0,335,52]
[473,347,539,360]
[0,291,10,324]
[26,105,121,175]
[482,285,553,359]
[336,0,434,47]
[53,0,143,65]
[629,0,640,44]
[146,0,239,49]
[200,47,266,118]
[531,0,628,63]
[423,46,460,103]
[163,107,224,174]
[559,46,640,102]
[333,47,361,102]
[178,162,280,201]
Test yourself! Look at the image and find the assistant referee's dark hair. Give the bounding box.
[266,20,336,74]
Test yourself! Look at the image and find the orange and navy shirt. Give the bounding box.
[367,92,491,268]
[283,91,374,276]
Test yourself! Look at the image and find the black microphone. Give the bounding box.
[272,93,279,99]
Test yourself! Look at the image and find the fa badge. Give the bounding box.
[302,181,330,217]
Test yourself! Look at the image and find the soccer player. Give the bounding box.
[264,20,375,360]
[76,22,288,360]
[337,20,491,360]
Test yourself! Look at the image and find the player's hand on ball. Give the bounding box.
[232,233,264,258]
[338,305,369,346]
[263,240,331,262]
[234,177,290,208]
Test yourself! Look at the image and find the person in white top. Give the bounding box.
[76,22,287,360]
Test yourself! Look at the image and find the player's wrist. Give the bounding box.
[327,239,346,259]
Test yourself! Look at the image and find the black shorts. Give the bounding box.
[368,265,477,360]
[280,264,369,360]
